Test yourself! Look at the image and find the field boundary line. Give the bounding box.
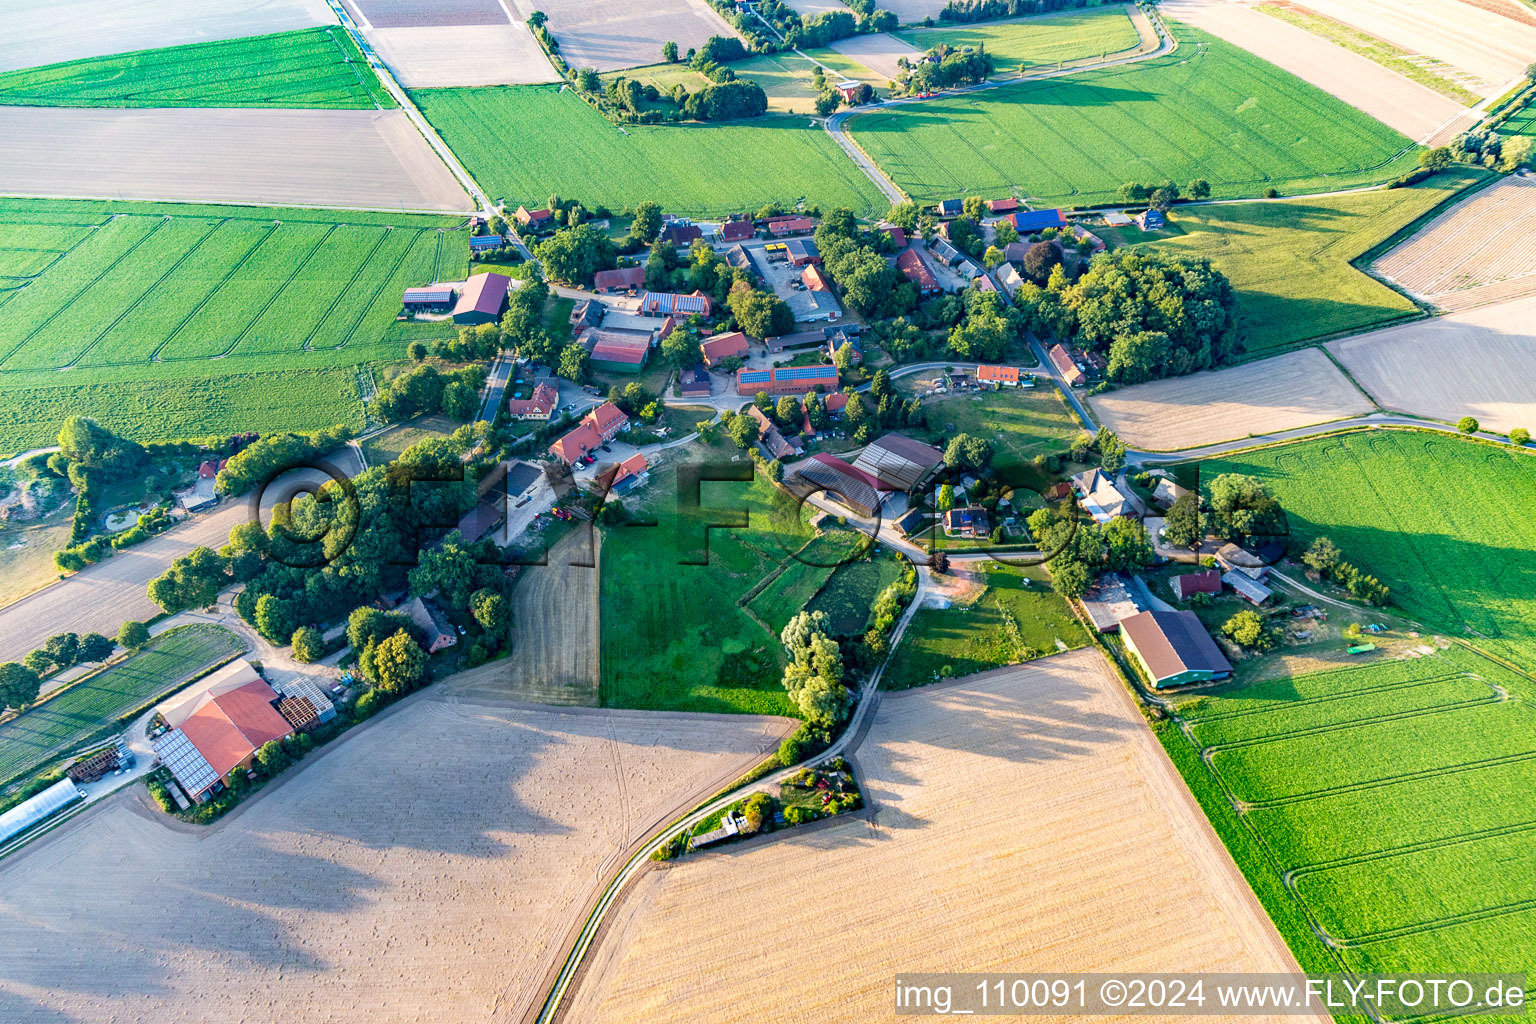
[302,226,391,350]
[1202,688,1507,753]
[1188,670,1485,723]
[0,217,168,369]
[219,223,340,358]
[332,227,424,348]
[149,221,278,361]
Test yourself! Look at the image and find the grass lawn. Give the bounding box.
[895,6,1143,77]
[0,198,466,454]
[599,459,818,716]
[358,414,458,466]
[845,24,1419,207]
[1200,430,1536,671]
[1141,170,1487,355]
[413,84,888,217]
[910,385,1083,481]
[884,564,1086,689]
[0,28,393,109]
[0,504,72,609]
[0,623,244,785]
[746,529,869,634]
[1254,3,1478,105]
[1165,646,1536,982]
[808,548,908,635]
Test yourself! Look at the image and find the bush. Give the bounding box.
[777,723,831,766]
[1458,416,1480,434]
[290,626,324,663]
[783,805,818,825]
[1511,427,1530,447]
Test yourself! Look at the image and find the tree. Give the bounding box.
[471,588,507,632]
[727,283,793,338]
[254,593,298,644]
[662,40,679,62]
[291,626,324,663]
[937,482,955,512]
[0,662,42,711]
[557,343,590,382]
[1095,427,1126,473]
[947,311,1010,362]
[1206,473,1285,539]
[369,629,428,696]
[993,220,1018,246]
[57,415,143,476]
[1149,182,1179,212]
[1103,517,1153,573]
[532,224,617,285]
[528,10,546,26]
[407,341,428,361]
[726,413,760,450]
[410,532,500,609]
[961,196,986,221]
[1302,536,1341,578]
[1511,427,1531,447]
[1022,240,1063,283]
[814,90,838,117]
[1223,609,1277,650]
[1163,492,1202,548]
[1186,178,1211,200]
[1107,330,1171,385]
[347,606,415,654]
[886,201,918,230]
[982,245,1004,269]
[944,433,992,471]
[1419,146,1453,171]
[117,620,150,650]
[42,632,80,671]
[77,633,114,663]
[254,739,291,776]
[797,676,852,728]
[775,394,802,428]
[660,328,700,370]
[628,201,663,246]
[1458,416,1479,434]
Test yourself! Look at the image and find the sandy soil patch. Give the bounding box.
[783,0,855,16]
[1371,175,1536,309]
[867,0,955,22]
[565,650,1320,1023]
[828,32,924,81]
[1161,0,1466,141]
[1328,294,1536,434]
[510,0,741,72]
[1290,0,1536,96]
[0,107,468,211]
[0,692,791,1024]
[0,456,362,664]
[0,0,336,73]
[345,0,507,28]
[1088,349,1372,451]
[370,23,560,86]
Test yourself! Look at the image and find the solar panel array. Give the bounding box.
[153,729,219,799]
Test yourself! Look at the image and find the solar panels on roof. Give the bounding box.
[739,369,770,382]
[468,234,505,250]
[153,729,220,799]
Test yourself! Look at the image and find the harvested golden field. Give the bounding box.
[1371,175,1536,310]
[0,692,791,1023]
[1328,293,1536,434]
[565,650,1318,1023]
[1087,349,1373,451]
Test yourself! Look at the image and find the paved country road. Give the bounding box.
[0,452,363,663]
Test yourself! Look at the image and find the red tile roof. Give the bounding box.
[896,247,938,292]
[976,364,1020,383]
[824,392,848,414]
[508,382,558,418]
[801,265,833,292]
[178,680,292,779]
[987,198,1020,212]
[768,217,816,236]
[700,331,749,365]
[452,272,510,318]
[720,220,755,241]
[585,401,629,436]
[883,226,907,248]
[612,452,648,484]
[588,333,650,366]
[1172,570,1223,601]
[593,266,644,291]
[1049,343,1084,384]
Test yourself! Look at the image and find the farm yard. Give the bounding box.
[0,0,338,74]
[0,28,392,109]
[1140,171,1484,355]
[884,565,1087,689]
[0,199,465,449]
[1200,430,1536,670]
[1370,174,1536,310]
[893,5,1147,77]
[1282,0,1536,98]
[709,48,884,114]
[1327,294,1536,435]
[1087,349,1372,451]
[1161,0,1469,140]
[844,25,1420,206]
[413,84,888,216]
[506,0,740,72]
[0,106,469,210]
[564,652,1319,1021]
[1166,646,1536,981]
[0,624,243,785]
[0,691,791,1024]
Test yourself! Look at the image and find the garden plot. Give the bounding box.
[368,24,559,87]
[0,0,336,73]
[0,692,791,1024]
[564,651,1319,1022]
[0,107,468,210]
[1327,294,1536,434]
[1087,349,1372,451]
[1293,0,1536,97]
[1370,175,1536,309]
[827,33,923,82]
[1161,0,1466,141]
[507,0,741,72]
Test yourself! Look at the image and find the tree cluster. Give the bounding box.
[812,210,916,319]
[370,363,487,424]
[1302,536,1389,606]
[780,611,852,728]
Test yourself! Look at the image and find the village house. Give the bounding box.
[1009,208,1067,232]
[801,264,834,292]
[584,329,652,374]
[717,219,756,243]
[569,298,602,336]
[603,452,651,494]
[944,505,989,537]
[826,331,860,364]
[930,237,965,268]
[514,206,553,231]
[507,381,558,421]
[548,402,629,463]
[895,246,940,295]
[451,272,510,325]
[700,330,749,367]
[935,198,963,217]
[995,262,1024,297]
[592,265,645,293]
[661,222,703,246]
[638,290,712,317]
[784,238,821,266]
[766,215,816,237]
[975,364,1022,387]
[1171,569,1223,602]
[1070,468,1143,523]
[402,595,457,653]
[747,405,798,460]
[677,366,711,397]
[1136,208,1167,230]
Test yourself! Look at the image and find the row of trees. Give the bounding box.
[0,621,148,713]
[1301,536,1389,606]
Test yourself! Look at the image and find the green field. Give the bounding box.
[599,458,828,716]
[0,198,466,452]
[413,84,889,217]
[746,530,870,634]
[895,5,1143,75]
[912,385,1082,480]
[1168,646,1536,981]
[884,565,1086,689]
[0,28,392,109]
[0,624,244,784]
[808,549,908,635]
[846,25,1418,206]
[1141,171,1486,355]
[1201,430,1536,669]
